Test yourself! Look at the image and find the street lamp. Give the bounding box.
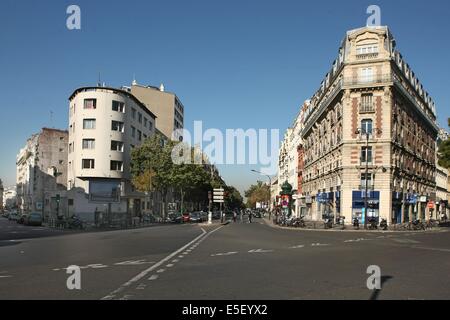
[355,127,382,229]
[251,169,272,211]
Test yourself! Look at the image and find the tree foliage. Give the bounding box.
[244,181,270,208]
[437,118,450,169]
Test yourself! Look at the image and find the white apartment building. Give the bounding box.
[3,186,17,210]
[66,86,156,221]
[436,163,449,219]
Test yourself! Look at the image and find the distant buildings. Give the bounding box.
[15,128,68,215]
[2,186,17,210]
[0,179,3,211]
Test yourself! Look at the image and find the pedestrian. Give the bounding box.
[94,207,99,227]
[248,211,253,223]
[240,210,243,223]
[233,211,237,223]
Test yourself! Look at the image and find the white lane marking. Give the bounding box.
[248,249,273,253]
[101,225,224,300]
[136,284,146,290]
[81,264,108,269]
[148,275,159,281]
[344,238,372,243]
[392,238,421,244]
[183,251,189,255]
[0,275,12,278]
[289,245,305,249]
[178,255,184,258]
[156,268,165,273]
[411,246,450,253]
[211,252,238,257]
[171,259,179,263]
[166,264,174,268]
[101,228,208,300]
[114,260,155,266]
[311,243,329,246]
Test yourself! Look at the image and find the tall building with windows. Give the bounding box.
[124,81,184,141]
[67,86,156,220]
[301,26,438,225]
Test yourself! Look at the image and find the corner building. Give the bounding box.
[302,26,438,225]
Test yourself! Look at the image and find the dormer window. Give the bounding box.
[356,44,378,55]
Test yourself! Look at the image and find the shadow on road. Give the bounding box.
[369,275,393,300]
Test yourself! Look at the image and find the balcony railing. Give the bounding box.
[343,73,393,87]
[360,103,374,113]
[356,53,379,60]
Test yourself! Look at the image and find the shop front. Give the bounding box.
[404,193,418,222]
[392,191,403,224]
[317,192,334,220]
[352,190,380,225]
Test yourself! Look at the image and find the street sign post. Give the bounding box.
[213,188,225,222]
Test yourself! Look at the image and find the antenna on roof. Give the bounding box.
[132,73,137,86]
[97,72,102,87]
[50,110,54,129]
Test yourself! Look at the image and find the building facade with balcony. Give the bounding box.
[301,26,438,225]
[67,86,156,222]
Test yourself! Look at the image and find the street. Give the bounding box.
[0,216,449,300]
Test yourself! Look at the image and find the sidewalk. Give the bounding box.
[262,217,448,233]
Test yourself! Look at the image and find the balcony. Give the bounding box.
[356,53,379,60]
[360,103,374,113]
[343,73,393,87]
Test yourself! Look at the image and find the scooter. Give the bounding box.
[353,218,360,230]
[379,219,388,231]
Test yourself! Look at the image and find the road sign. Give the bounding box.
[214,188,224,192]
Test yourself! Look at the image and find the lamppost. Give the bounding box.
[354,127,382,229]
[251,170,272,211]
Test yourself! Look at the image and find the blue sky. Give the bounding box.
[0,0,449,195]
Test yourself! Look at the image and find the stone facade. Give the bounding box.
[301,26,438,225]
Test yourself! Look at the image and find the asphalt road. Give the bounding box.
[1,216,449,300]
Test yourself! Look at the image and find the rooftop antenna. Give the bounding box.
[50,110,54,128]
[97,72,102,87]
[132,73,137,86]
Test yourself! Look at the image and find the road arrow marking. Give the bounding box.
[311,243,329,247]
[248,249,273,253]
[156,269,165,273]
[289,245,305,249]
[148,275,159,281]
[114,260,154,266]
[211,252,238,257]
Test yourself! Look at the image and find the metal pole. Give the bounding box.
[364,132,369,230]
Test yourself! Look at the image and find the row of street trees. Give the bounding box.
[130,134,243,217]
[438,118,450,169]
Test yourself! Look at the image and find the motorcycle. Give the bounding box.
[353,218,360,230]
[379,218,388,231]
[411,219,425,231]
[68,215,84,229]
[368,217,378,230]
[324,218,333,229]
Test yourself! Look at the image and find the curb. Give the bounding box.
[261,218,448,234]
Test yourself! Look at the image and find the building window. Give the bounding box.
[69,143,73,153]
[112,100,125,112]
[360,94,374,113]
[143,134,147,140]
[82,139,95,150]
[110,160,123,171]
[361,119,373,135]
[144,117,148,127]
[361,146,373,163]
[360,68,373,83]
[82,159,95,169]
[132,108,136,119]
[138,130,142,141]
[59,160,64,165]
[84,99,97,109]
[112,120,124,132]
[360,173,372,189]
[138,112,142,124]
[68,199,74,206]
[111,140,124,152]
[131,126,136,138]
[149,121,153,130]
[356,44,378,55]
[83,119,96,129]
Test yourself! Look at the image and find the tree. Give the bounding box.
[244,181,270,209]
[131,134,176,219]
[225,186,244,210]
[437,118,450,169]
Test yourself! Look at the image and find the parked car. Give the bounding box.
[212,211,221,220]
[189,211,205,223]
[182,212,191,223]
[25,212,43,226]
[8,212,20,222]
[2,211,10,219]
[17,213,29,224]
[166,213,182,223]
